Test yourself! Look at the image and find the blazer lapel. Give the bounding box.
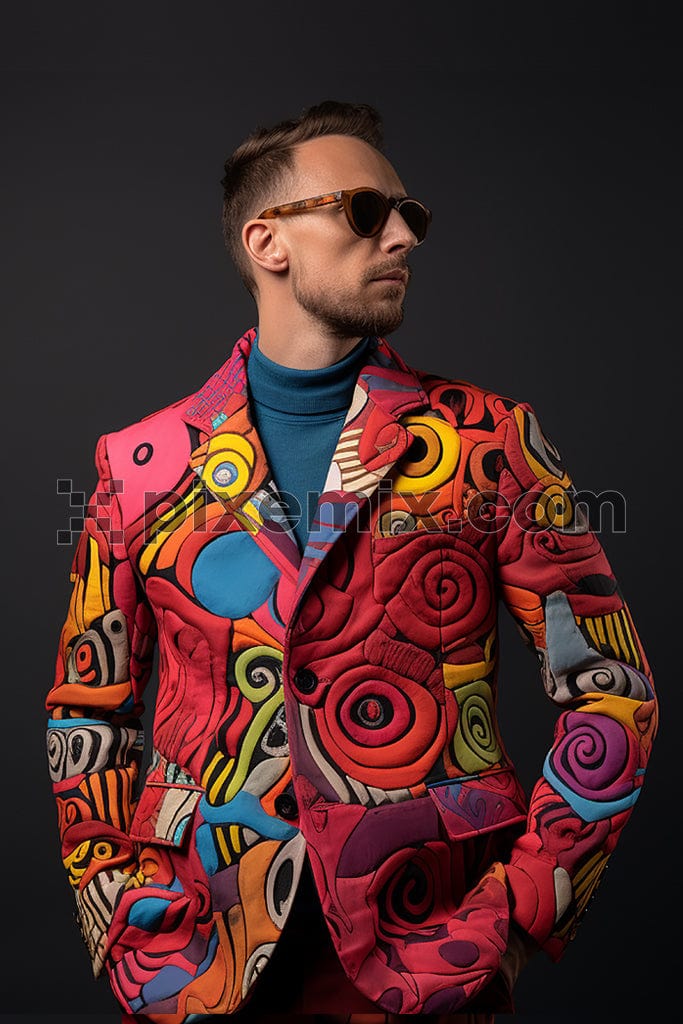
[181,328,301,588]
[293,344,428,617]
[181,328,429,625]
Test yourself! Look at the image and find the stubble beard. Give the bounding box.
[291,273,408,340]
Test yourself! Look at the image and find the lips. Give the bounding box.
[371,271,408,284]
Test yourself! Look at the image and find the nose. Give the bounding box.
[378,206,418,254]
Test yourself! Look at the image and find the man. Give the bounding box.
[46,100,657,1022]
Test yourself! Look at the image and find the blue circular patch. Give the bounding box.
[211,461,239,488]
[191,532,280,617]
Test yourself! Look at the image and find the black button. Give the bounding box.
[294,667,318,694]
[274,793,299,820]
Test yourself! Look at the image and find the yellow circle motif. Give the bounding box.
[202,433,255,499]
[392,416,460,494]
[535,483,574,529]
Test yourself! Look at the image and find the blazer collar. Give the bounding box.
[182,325,428,482]
[182,327,427,434]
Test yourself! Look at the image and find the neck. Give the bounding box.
[247,333,373,415]
[255,300,363,369]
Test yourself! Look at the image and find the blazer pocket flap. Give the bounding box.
[427,767,528,841]
[130,780,202,848]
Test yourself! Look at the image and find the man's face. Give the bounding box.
[266,135,419,339]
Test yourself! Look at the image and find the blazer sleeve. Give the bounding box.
[494,401,658,962]
[46,433,157,977]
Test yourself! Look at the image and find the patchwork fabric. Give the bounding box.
[46,328,657,1019]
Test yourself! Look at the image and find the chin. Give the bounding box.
[374,302,405,335]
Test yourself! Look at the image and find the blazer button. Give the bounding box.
[274,793,299,820]
[293,667,318,694]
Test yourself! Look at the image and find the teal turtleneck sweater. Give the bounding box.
[246,333,372,554]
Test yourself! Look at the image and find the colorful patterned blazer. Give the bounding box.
[47,328,657,1019]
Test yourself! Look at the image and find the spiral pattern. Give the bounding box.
[375,537,492,650]
[452,681,502,774]
[439,544,495,643]
[377,847,442,932]
[378,509,418,537]
[235,646,282,703]
[549,712,637,803]
[313,664,445,788]
[534,484,574,529]
[529,523,604,565]
[392,415,460,494]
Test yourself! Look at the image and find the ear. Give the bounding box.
[242,219,289,276]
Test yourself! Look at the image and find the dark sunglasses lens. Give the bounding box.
[398,200,429,243]
[350,191,387,235]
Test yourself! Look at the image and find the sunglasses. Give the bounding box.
[257,187,432,245]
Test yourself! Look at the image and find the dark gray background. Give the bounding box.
[2,1,679,1019]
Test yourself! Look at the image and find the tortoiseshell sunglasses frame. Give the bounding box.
[257,186,431,245]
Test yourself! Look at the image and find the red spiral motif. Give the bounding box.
[314,663,446,788]
[376,845,446,934]
[439,544,495,647]
[374,536,492,649]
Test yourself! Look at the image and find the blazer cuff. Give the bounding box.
[504,845,569,962]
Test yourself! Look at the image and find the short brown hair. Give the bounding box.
[221,100,384,295]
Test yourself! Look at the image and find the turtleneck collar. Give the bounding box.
[247,333,374,416]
